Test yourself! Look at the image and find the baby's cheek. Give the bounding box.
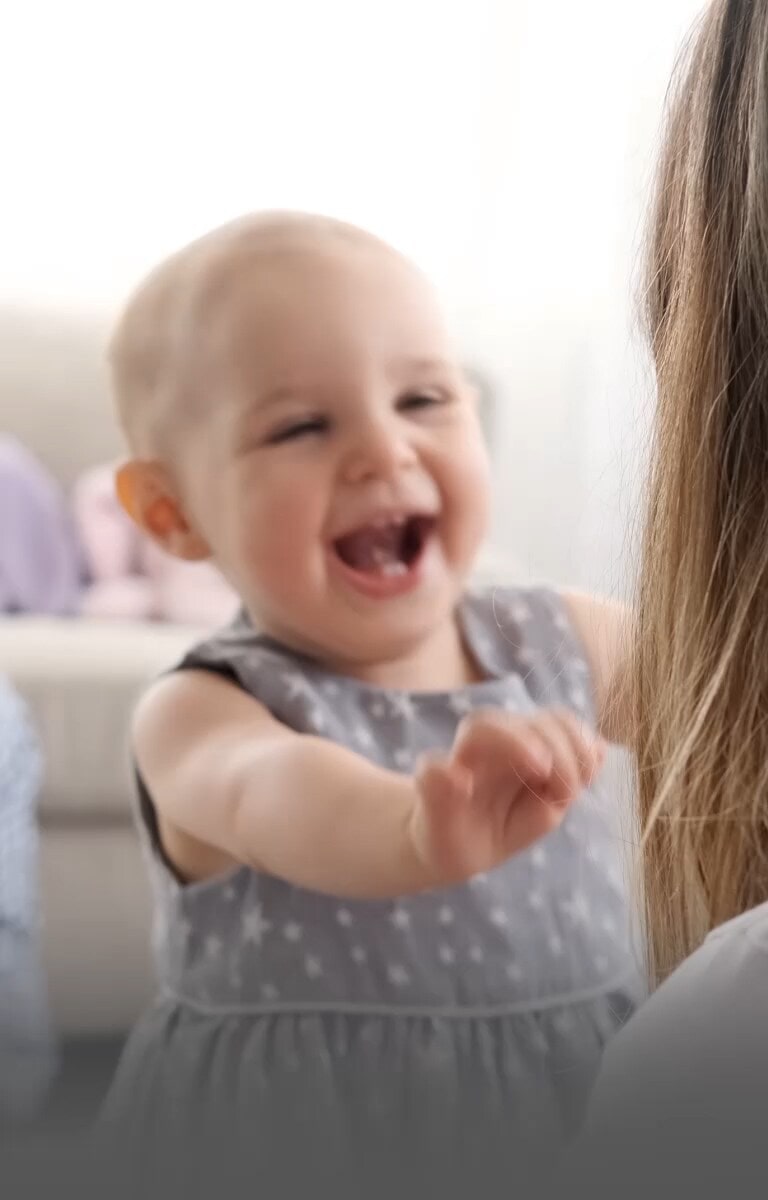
[450,450,492,550]
[244,496,316,583]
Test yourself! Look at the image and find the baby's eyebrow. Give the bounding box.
[254,385,318,411]
[389,355,455,378]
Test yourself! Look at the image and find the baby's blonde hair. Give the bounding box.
[109,211,391,455]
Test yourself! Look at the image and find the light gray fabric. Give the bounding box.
[0,676,55,1120]
[560,902,768,1200]
[102,586,644,1198]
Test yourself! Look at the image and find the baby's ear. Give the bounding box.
[115,460,211,562]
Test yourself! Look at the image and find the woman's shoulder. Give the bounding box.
[565,903,768,1198]
[618,899,768,1039]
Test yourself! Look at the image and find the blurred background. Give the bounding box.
[0,0,704,1134]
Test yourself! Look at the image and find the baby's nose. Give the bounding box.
[342,421,417,483]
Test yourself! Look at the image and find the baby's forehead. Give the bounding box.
[187,238,451,376]
[111,216,453,451]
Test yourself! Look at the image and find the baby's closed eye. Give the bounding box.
[396,389,455,416]
[266,414,331,445]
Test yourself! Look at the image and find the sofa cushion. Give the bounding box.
[0,617,202,821]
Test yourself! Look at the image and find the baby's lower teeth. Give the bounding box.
[381,561,407,577]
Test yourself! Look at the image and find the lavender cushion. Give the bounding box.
[0,436,81,615]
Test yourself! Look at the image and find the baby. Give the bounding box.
[101,213,641,1198]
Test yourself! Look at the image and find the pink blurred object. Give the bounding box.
[72,464,238,627]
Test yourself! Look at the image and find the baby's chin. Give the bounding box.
[247,590,457,673]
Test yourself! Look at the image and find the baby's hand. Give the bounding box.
[410,709,606,886]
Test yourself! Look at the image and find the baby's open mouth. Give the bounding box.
[333,515,436,578]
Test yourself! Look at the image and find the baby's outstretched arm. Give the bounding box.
[133,671,603,898]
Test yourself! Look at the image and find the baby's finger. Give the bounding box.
[548,708,606,784]
[454,712,553,784]
[527,710,584,804]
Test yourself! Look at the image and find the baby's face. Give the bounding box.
[175,242,491,668]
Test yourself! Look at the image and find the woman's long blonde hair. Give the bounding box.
[639,0,768,982]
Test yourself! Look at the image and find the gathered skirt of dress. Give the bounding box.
[95,984,632,1200]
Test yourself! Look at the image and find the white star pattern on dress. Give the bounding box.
[284,673,314,703]
[283,922,302,942]
[561,891,590,925]
[336,908,353,927]
[448,692,474,716]
[223,884,237,902]
[242,905,273,946]
[530,846,547,869]
[470,872,490,888]
[601,914,617,936]
[438,906,454,926]
[323,681,340,697]
[554,610,570,633]
[390,907,411,931]
[527,890,544,911]
[516,647,536,670]
[489,907,509,928]
[548,933,564,957]
[355,725,374,750]
[351,945,368,965]
[370,700,387,720]
[438,945,456,965]
[473,633,493,662]
[388,693,416,722]
[260,983,280,1002]
[394,748,412,770]
[510,600,531,624]
[305,955,323,979]
[310,706,327,732]
[469,946,484,964]
[569,688,587,711]
[506,962,523,983]
[204,935,223,960]
[387,964,410,987]
[553,1011,576,1037]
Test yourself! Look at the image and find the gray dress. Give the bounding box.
[101,586,644,1199]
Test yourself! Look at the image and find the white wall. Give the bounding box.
[1,0,705,591]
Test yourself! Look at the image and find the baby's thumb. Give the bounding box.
[415,754,472,807]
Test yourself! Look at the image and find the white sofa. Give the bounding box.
[0,304,523,1040]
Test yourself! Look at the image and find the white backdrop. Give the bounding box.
[1,0,705,592]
